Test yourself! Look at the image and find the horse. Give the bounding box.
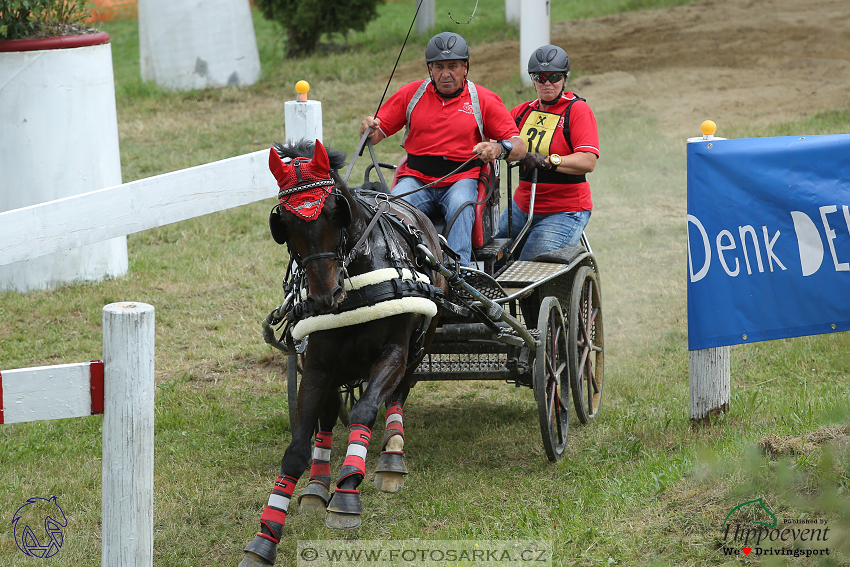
[239,139,449,567]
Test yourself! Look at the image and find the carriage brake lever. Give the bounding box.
[416,245,539,350]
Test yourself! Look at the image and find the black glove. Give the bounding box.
[520,152,548,171]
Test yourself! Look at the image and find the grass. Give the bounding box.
[2,1,850,565]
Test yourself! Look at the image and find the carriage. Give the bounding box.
[266,151,605,463]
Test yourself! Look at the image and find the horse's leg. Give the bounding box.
[325,346,408,530]
[240,384,328,567]
[297,394,341,515]
[374,383,412,494]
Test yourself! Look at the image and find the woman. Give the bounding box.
[498,44,599,260]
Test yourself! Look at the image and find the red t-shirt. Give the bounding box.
[377,80,520,186]
[511,93,599,214]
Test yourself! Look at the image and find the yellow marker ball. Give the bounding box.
[295,80,310,94]
[700,120,717,136]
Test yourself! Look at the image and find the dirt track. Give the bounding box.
[398,0,850,137]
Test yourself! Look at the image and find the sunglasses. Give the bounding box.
[530,72,566,84]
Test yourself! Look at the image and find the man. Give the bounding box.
[497,44,599,260]
[360,32,525,266]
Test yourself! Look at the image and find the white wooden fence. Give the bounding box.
[1,302,155,567]
[0,150,273,267]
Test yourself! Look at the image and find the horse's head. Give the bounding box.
[268,139,353,313]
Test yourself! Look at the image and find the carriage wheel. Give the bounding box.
[533,296,570,462]
[337,382,365,428]
[569,265,605,424]
[286,353,304,428]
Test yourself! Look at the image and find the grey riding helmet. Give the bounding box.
[528,44,570,74]
[425,32,470,63]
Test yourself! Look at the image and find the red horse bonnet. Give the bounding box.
[269,140,334,221]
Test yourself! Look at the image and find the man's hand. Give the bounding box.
[359,116,385,144]
[520,152,548,171]
[473,141,502,163]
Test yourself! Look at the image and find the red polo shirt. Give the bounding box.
[377,79,519,186]
[511,93,599,214]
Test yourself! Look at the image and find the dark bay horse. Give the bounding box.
[240,140,448,567]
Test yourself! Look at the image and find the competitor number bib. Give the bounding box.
[520,110,561,156]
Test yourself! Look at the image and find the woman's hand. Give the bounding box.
[520,152,548,171]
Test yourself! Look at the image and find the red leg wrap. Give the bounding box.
[259,474,297,542]
[337,425,371,484]
[309,430,333,487]
[382,404,405,449]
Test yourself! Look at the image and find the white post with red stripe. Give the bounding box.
[519,0,551,86]
[0,302,155,567]
[102,302,155,567]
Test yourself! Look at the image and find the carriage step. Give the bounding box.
[496,260,577,288]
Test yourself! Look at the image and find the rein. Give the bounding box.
[387,153,483,200]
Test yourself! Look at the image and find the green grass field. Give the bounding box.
[1,1,849,565]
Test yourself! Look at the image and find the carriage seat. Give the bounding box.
[391,156,500,251]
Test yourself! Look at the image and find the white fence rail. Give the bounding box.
[0,150,273,267]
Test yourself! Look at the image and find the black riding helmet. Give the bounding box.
[528,44,570,74]
[425,32,470,63]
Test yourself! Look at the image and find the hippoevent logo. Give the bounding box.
[720,498,832,558]
[12,496,67,558]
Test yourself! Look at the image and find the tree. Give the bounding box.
[255,0,385,57]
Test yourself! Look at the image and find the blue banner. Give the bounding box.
[687,134,850,350]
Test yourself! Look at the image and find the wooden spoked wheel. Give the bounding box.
[533,296,570,462]
[569,265,605,424]
[337,381,365,428]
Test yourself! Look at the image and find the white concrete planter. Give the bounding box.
[138,0,261,91]
[0,33,128,292]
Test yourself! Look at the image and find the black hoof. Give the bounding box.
[375,451,408,474]
[375,451,408,493]
[242,535,277,566]
[298,481,330,515]
[326,489,362,529]
[327,488,362,515]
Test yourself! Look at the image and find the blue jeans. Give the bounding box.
[392,176,478,266]
[497,200,591,261]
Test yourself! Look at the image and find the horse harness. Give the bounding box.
[270,190,452,353]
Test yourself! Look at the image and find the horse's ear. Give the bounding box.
[269,205,287,245]
[268,148,291,187]
[312,139,330,174]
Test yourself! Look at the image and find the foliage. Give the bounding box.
[254,0,385,57]
[0,0,91,40]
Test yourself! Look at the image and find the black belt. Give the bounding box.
[520,166,586,185]
[407,154,483,178]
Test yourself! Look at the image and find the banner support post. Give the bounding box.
[687,120,731,425]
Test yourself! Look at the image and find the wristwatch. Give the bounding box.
[498,139,513,160]
[547,154,562,169]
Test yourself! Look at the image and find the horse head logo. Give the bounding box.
[12,496,68,558]
[723,497,778,529]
